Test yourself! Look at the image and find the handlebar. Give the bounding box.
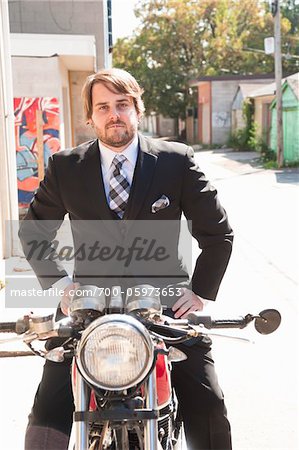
[187,309,281,335]
[0,308,281,357]
[187,314,252,329]
[0,316,31,335]
[0,322,17,333]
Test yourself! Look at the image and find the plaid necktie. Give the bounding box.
[109,154,130,218]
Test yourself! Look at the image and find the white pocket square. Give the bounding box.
[151,195,170,213]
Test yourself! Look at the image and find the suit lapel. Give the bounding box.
[80,140,112,220]
[123,133,158,220]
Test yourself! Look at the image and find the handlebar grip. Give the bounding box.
[0,322,17,333]
[209,319,248,329]
[187,313,249,329]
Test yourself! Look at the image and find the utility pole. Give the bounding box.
[272,0,284,168]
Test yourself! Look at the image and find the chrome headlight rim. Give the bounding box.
[76,314,154,391]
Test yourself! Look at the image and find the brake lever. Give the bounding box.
[188,324,254,343]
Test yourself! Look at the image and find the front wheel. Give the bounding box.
[88,421,113,450]
[172,423,185,450]
[89,438,100,450]
[88,425,136,450]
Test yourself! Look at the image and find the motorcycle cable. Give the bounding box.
[144,320,198,344]
[149,330,193,344]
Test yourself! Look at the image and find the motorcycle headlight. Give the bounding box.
[77,314,154,390]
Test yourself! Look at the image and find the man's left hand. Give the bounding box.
[172,288,208,319]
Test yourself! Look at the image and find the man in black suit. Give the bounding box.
[20,68,233,450]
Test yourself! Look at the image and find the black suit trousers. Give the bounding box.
[25,312,232,450]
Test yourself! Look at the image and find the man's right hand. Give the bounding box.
[61,282,80,316]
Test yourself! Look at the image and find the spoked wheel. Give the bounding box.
[89,438,100,450]
[172,409,184,450]
[172,426,185,450]
[88,421,113,450]
[88,425,139,450]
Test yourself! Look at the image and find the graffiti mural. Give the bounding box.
[14,97,60,208]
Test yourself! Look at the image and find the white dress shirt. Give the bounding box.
[99,135,139,201]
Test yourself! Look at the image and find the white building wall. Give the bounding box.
[8,0,109,69]
[211,78,275,144]
[212,80,240,144]
[12,56,61,98]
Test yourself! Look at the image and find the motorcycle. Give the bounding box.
[0,284,281,450]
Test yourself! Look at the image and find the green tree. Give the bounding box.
[279,0,299,73]
[113,0,296,119]
[280,0,299,33]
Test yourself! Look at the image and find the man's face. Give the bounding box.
[90,82,140,152]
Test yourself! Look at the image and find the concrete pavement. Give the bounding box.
[194,149,299,450]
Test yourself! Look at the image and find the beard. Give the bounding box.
[93,120,137,149]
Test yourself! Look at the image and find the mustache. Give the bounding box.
[106,121,126,128]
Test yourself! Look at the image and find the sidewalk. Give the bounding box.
[193,147,299,180]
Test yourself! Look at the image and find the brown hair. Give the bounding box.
[82,68,145,122]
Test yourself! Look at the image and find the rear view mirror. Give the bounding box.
[254,309,281,335]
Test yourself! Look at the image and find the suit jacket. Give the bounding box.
[19,133,233,301]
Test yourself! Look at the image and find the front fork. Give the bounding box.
[144,368,161,450]
[73,364,161,450]
[73,361,90,450]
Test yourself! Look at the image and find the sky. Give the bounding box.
[112,0,140,41]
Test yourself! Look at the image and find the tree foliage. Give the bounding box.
[279,0,299,73]
[280,0,299,33]
[113,0,298,118]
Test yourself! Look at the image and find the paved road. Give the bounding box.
[0,149,298,449]
[195,150,299,450]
